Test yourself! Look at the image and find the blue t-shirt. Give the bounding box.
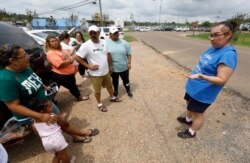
[185,45,238,104]
[107,38,131,72]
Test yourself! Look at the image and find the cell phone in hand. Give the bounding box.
[45,85,58,96]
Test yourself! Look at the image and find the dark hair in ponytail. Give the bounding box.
[215,20,238,34]
[58,31,70,42]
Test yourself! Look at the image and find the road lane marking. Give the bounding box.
[162,47,193,55]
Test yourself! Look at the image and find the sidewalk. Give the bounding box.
[7,42,250,163]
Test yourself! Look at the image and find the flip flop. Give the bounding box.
[73,136,92,143]
[88,129,99,136]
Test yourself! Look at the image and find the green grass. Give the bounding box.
[82,33,137,42]
[124,35,137,42]
[189,32,250,47]
[83,33,89,41]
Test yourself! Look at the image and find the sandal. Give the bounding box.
[73,136,92,143]
[76,95,89,101]
[88,129,99,136]
[110,97,121,102]
[98,104,108,112]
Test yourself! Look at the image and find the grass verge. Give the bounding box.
[189,32,250,47]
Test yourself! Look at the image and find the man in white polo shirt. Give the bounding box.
[75,25,120,112]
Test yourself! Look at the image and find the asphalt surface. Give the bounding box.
[132,31,250,100]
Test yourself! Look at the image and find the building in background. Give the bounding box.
[115,18,124,28]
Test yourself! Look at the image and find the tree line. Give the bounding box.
[1,8,250,28]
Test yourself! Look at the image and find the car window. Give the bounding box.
[43,31,61,37]
[0,22,40,50]
[117,27,123,32]
[103,28,110,33]
[32,32,49,39]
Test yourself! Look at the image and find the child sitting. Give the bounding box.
[33,100,76,163]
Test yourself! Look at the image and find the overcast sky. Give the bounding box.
[1,0,250,23]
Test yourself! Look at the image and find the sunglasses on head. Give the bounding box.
[5,44,15,58]
[5,44,26,59]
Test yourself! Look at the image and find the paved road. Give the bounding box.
[131,31,250,99]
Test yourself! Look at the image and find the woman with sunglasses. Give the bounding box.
[177,21,238,139]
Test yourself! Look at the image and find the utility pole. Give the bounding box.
[158,0,162,24]
[99,0,103,26]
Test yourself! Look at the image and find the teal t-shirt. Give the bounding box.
[107,38,131,72]
[0,67,47,119]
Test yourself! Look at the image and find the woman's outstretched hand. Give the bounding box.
[185,73,201,79]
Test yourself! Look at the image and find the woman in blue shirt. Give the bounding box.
[177,21,238,139]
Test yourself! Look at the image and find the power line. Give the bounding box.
[62,1,96,10]
[38,0,96,15]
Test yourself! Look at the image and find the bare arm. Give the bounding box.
[68,46,77,56]
[108,53,113,73]
[58,57,74,68]
[186,64,234,85]
[4,100,55,123]
[127,55,132,70]
[74,55,99,70]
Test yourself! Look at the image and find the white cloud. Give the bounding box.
[1,0,250,23]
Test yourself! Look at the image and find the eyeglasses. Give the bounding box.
[6,44,14,58]
[3,44,28,60]
[208,31,229,39]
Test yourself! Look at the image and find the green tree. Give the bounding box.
[46,16,57,29]
[201,21,212,27]
[65,13,78,29]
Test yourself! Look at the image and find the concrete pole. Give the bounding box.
[158,0,162,24]
[99,0,103,26]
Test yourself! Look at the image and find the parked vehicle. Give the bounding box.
[239,23,250,31]
[174,26,190,32]
[26,28,76,46]
[99,26,124,40]
[163,26,174,31]
[139,27,151,32]
[0,22,53,147]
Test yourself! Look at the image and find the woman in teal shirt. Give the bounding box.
[0,44,99,143]
[107,26,133,97]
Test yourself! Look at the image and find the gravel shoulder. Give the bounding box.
[6,41,250,163]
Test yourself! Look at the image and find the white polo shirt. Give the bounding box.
[76,39,109,76]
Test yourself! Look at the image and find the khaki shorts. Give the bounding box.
[90,73,113,93]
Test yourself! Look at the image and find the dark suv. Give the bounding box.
[0,22,53,145]
[0,22,52,83]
